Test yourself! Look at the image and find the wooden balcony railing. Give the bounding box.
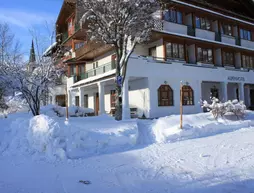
[75,41,105,59]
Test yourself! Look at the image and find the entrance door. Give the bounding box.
[75,96,80,107]
[95,93,99,115]
[250,90,254,107]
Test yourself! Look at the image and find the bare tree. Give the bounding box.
[78,0,160,120]
[0,23,64,116]
[0,23,23,110]
[1,57,63,116]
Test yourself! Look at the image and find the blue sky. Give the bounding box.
[0,0,63,59]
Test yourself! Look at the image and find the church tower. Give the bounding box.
[27,40,36,72]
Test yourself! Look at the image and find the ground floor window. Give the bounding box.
[158,85,174,106]
[84,95,88,108]
[182,86,194,106]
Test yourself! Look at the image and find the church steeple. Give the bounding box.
[29,40,36,63]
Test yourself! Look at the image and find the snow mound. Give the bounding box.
[149,112,254,143]
[40,105,94,117]
[1,114,138,161]
[27,115,66,160]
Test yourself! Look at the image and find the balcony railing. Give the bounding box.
[61,23,81,44]
[74,61,116,83]
[153,19,163,31]
[187,26,195,36]
[75,41,105,59]
[215,32,222,42]
[235,37,241,46]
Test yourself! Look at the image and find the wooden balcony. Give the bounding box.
[75,41,113,60]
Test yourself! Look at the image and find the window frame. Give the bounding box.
[240,29,252,41]
[148,46,157,58]
[195,16,212,31]
[75,96,80,107]
[165,42,185,60]
[197,46,213,64]
[221,23,233,36]
[158,85,174,107]
[164,8,183,24]
[84,94,88,108]
[242,54,254,69]
[222,51,234,67]
[182,86,194,106]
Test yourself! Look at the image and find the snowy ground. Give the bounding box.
[0,109,254,193]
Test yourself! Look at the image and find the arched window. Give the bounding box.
[182,86,194,106]
[158,85,174,106]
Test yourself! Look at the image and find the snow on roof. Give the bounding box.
[172,0,254,26]
[43,42,57,57]
[153,29,254,52]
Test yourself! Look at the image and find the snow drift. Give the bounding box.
[148,112,254,143]
[1,108,254,161]
[1,114,138,161]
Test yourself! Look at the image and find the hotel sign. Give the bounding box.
[227,76,245,82]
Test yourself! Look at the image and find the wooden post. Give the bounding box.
[180,82,183,129]
[65,86,69,121]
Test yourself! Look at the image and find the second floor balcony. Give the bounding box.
[74,61,116,83]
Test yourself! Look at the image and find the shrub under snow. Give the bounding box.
[202,98,246,119]
[40,105,94,117]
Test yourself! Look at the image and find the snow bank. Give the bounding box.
[149,112,254,143]
[1,114,138,161]
[40,105,94,117]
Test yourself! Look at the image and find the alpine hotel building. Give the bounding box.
[48,0,254,118]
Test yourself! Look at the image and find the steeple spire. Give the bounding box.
[29,40,36,63]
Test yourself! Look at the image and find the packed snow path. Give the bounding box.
[1,127,254,193]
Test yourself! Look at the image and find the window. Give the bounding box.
[165,42,185,60]
[158,85,174,106]
[110,90,116,108]
[240,29,251,41]
[84,95,88,108]
[223,51,234,66]
[221,24,233,36]
[196,17,212,31]
[78,65,85,74]
[211,87,219,99]
[149,47,157,58]
[197,47,213,63]
[75,96,80,107]
[182,86,194,106]
[164,9,183,24]
[242,55,254,69]
[75,42,85,50]
[70,65,76,76]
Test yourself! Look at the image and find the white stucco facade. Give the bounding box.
[62,3,254,119]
